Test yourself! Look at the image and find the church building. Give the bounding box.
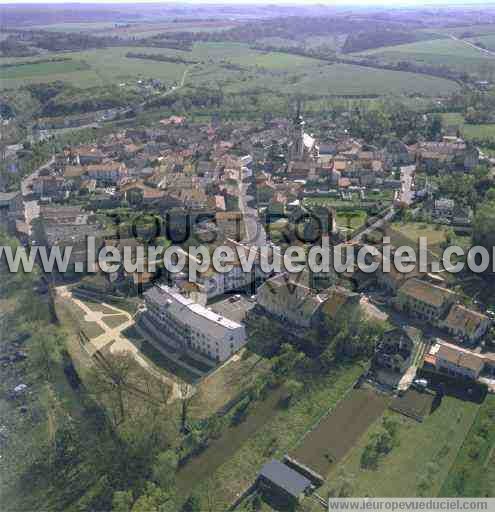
[287,107,320,178]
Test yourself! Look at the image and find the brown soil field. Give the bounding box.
[290,388,390,476]
[390,389,435,421]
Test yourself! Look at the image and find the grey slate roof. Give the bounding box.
[259,460,311,498]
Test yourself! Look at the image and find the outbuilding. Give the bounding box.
[257,459,312,504]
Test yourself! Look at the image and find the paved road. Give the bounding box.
[237,178,267,247]
[21,156,55,197]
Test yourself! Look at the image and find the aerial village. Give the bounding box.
[2,103,495,509]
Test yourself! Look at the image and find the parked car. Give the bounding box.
[412,379,428,391]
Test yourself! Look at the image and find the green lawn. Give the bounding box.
[81,300,119,315]
[441,112,465,126]
[462,124,495,140]
[389,222,449,256]
[440,395,495,497]
[303,191,392,209]
[336,210,368,231]
[101,314,128,329]
[310,396,479,502]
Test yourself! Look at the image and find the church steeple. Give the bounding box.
[291,100,305,160]
[293,99,305,128]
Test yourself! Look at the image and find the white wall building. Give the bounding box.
[142,285,246,362]
[429,341,485,380]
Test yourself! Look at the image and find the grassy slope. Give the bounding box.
[359,38,490,58]
[358,38,495,74]
[0,41,460,96]
[309,396,479,504]
[440,394,495,497]
[426,24,495,38]
[285,62,459,96]
[467,34,495,51]
[389,222,448,256]
[185,362,366,510]
[1,60,89,79]
[0,46,190,89]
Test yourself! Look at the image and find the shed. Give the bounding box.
[258,459,312,502]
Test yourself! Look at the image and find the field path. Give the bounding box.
[446,34,495,58]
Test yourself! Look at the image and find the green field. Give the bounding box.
[0,46,189,89]
[427,24,495,38]
[358,37,495,75]
[282,62,459,96]
[28,22,119,33]
[442,112,495,140]
[309,396,479,502]
[467,34,495,51]
[360,38,490,58]
[0,59,89,79]
[27,21,237,37]
[0,41,460,97]
[440,395,495,497]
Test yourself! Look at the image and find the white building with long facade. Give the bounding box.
[142,284,246,362]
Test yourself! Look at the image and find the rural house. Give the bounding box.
[425,341,486,380]
[396,278,457,322]
[440,304,491,343]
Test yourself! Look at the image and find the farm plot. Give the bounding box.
[358,38,495,75]
[310,396,480,503]
[176,386,286,494]
[0,59,89,79]
[390,389,435,422]
[284,62,460,97]
[0,40,461,97]
[290,388,390,477]
[0,46,189,89]
[440,395,495,497]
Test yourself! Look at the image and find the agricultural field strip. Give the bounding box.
[0,42,460,96]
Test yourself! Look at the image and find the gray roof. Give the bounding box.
[144,285,245,338]
[259,460,311,497]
